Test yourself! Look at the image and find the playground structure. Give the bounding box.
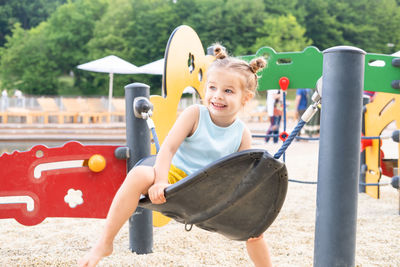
[0,25,400,266]
[361,92,400,199]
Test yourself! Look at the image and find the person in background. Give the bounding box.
[265,90,282,143]
[295,88,312,139]
[1,90,8,111]
[14,89,23,107]
[295,88,309,120]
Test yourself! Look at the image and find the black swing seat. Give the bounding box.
[138,149,288,241]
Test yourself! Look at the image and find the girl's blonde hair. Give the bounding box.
[207,44,266,96]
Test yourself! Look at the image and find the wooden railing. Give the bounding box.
[0,96,125,124]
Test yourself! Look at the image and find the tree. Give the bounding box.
[296,0,344,50]
[263,0,299,16]
[0,0,67,47]
[125,0,181,95]
[330,0,400,53]
[221,0,267,55]
[0,0,108,95]
[174,0,266,55]
[77,0,136,96]
[2,0,400,96]
[253,14,312,52]
[0,22,59,94]
[301,0,400,53]
[370,0,400,54]
[45,0,108,75]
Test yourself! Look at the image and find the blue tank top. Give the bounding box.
[172,105,245,175]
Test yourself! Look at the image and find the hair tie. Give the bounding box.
[213,44,227,59]
[249,58,267,74]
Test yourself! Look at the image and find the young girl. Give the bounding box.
[78,46,272,267]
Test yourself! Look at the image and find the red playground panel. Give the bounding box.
[0,141,126,226]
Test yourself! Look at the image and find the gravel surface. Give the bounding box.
[0,134,399,266]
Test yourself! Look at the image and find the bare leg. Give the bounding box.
[78,166,155,267]
[246,235,272,267]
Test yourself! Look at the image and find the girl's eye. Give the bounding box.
[225,89,233,94]
[209,86,216,91]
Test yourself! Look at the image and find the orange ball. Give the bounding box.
[88,154,106,172]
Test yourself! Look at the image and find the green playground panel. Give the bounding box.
[365,53,399,93]
[242,46,400,94]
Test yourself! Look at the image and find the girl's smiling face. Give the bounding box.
[204,68,253,127]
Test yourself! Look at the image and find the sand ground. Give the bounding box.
[0,128,399,266]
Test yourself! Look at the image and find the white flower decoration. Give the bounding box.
[64,189,83,208]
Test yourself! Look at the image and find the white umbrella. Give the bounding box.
[137,58,164,75]
[77,55,140,112]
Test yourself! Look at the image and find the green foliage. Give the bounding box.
[253,14,312,52]
[1,0,108,95]
[299,0,400,52]
[58,75,80,95]
[0,0,67,46]
[263,0,299,16]
[177,0,266,55]
[332,0,400,53]
[124,0,181,95]
[45,0,108,73]
[0,23,59,94]
[297,0,344,50]
[1,0,400,96]
[87,0,134,59]
[79,0,136,96]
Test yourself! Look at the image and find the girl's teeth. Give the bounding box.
[213,103,224,107]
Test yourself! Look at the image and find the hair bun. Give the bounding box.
[213,44,227,59]
[249,57,267,73]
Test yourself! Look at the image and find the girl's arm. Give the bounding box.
[238,126,252,151]
[148,105,199,203]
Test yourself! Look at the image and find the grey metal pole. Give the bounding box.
[125,82,153,254]
[314,46,365,267]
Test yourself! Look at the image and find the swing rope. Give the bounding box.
[274,120,306,159]
[274,90,321,160]
[146,118,160,153]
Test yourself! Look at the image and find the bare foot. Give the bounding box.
[78,241,113,267]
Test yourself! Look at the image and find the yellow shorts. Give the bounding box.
[168,164,188,184]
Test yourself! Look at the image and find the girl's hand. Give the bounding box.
[148,182,170,204]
